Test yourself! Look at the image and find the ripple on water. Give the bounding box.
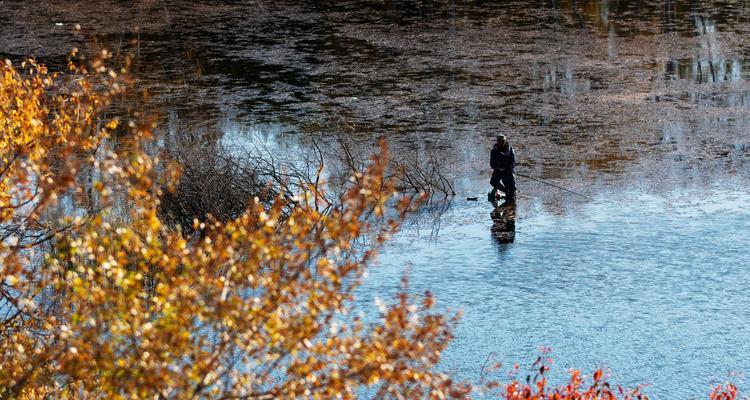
[358,187,750,397]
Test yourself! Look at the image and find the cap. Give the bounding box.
[496,134,507,141]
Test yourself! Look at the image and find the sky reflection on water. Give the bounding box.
[3,0,750,396]
[358,184,750,398]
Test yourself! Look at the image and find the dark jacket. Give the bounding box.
[490,143,515,171]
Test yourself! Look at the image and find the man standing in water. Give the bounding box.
[489,134,516,204]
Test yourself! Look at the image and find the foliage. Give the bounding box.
[710,384,738,400]
[158,129,274,234]
[482,355,738,400]
[499,368,648,400]
[500,373,739,400]
[0,55,467,399]
[0,55,743,400]
[483,356,650,400]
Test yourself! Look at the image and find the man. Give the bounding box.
[489,134,516,204]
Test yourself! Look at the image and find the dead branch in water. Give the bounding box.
[320,130,455,198]
[158,119,455,234]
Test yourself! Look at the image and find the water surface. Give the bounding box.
[3,1,750,396]
[360,183,750,397]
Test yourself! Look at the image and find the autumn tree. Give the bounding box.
[0,54,469,399]
[0,53,741,400]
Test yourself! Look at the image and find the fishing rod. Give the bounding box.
[514,172,600,203]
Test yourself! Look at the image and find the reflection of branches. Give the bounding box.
[390,148,455,197]
[159,123,456,237]
[321,132,455,198]
[159,128,342,233]
[399,199,453,241]
[245,139,336,214]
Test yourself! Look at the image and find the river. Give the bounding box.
[3,0,750,397]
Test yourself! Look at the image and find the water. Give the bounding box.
[359,185,750,397]
[3,0,750,397]
[5,1,750,179]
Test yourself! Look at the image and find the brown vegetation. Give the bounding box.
[0,53,741,399]
[0,53,468,399]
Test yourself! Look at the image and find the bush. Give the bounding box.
[0,55,466,399]
[0,54,741,400]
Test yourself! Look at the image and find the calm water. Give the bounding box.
[5,0,750,181]
[4,0,750,397]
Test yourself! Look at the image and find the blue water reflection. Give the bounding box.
[357,185,750,397]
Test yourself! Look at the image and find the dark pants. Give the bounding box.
[490,169,516,198]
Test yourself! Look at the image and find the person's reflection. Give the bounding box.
[490,199,516,245]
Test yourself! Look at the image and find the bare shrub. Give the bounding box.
[159,128,274,233]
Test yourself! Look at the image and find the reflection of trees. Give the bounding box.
[399,200,454,241]
[157,116,457,234]
[562,0,750,35]
[7,0,747,220]
[650,13,748,108]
